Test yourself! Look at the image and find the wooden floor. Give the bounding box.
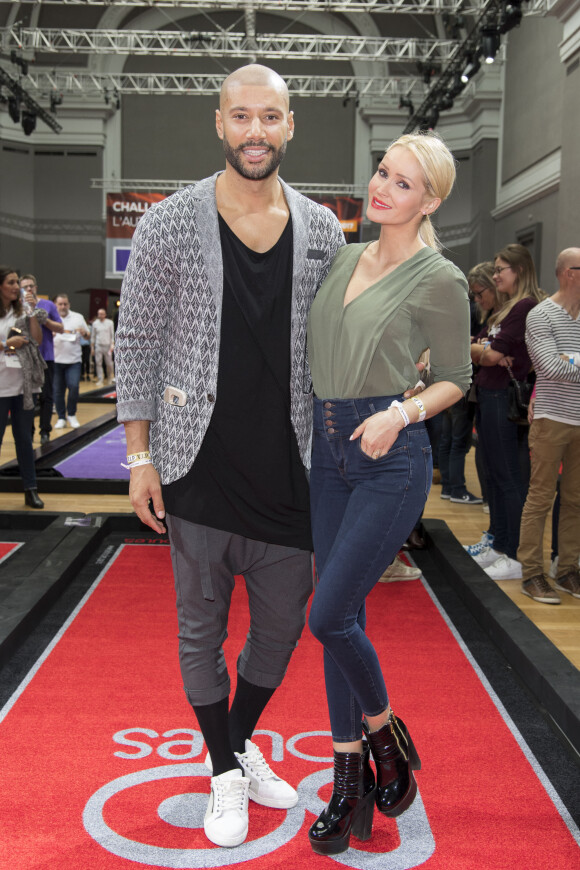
[1,381,579,671]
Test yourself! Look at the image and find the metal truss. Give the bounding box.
[6,28,460,63]
[4,0,549,14]
[6,69,429,99]
[91,178,370,196]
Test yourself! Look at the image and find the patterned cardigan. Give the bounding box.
[115,173,345,485]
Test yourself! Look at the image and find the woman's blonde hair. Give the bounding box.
[385,131,457,251]
[467,261,508,323]
[487,243,545,328]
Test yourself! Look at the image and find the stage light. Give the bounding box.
[21,110,37,136]
[439,93,454,111]
[481,26,501,63]
[500,1,523,34]
[398,96,415,116]
[448,73,467,98]
[461,54,481,83]
[8,96,20,123]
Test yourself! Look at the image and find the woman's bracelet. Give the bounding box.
[409,396,426,421]
[389,400,410,427]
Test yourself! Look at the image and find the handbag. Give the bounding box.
[506,362,534,425]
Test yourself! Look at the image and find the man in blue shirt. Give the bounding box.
[20,274,63,444]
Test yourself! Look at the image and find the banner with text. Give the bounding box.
[106,191,364,279]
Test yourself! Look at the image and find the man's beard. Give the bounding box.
[222,135,287,180]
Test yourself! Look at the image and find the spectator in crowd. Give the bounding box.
[91,307,115,387]
[517,247,580,604]
[80,319,92,382]
[464,262,509,554]
[0,266,45,508]
[20,274,63,444]
[53,294,90,429]
[467,244,544,580]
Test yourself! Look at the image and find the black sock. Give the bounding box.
[193,698,240,778]
[228,674,276,754]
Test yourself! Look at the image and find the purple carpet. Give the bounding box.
[54,425,129,480]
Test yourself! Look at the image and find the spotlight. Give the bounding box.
[8,96,20,123]
[418,63,438,85]
[461,54,481,83]
[398,96,415,116]
[448,73,467,98]
[22,110,37,136]
[481,26,501,63]
[499,1,523,34]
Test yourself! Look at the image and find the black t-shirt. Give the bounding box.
[163,214,312,551]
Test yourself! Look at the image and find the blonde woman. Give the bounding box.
[468,244,544,579]
[306,133,472,855]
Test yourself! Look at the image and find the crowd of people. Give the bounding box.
[1,61,578,857]
[0,275,116,508]
[461,244,580,605]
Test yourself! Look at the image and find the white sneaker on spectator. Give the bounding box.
[95,380,104,387]
[67,415,80,428]
[472,545,502,568]
[464,532,494,557]
[54,418,66,429]
[484,554,523,580]
[204,768,249,848]
[205,740,298,809]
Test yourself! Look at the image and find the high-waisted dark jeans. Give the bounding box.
[476,387,529,560]
[308,395,432,742]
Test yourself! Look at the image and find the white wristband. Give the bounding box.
[389,400,409,427]
[121,459,153,469]
[410,396,426,421]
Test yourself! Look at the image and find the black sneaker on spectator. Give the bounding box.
[440,490,451,500]
[450,491,483,505]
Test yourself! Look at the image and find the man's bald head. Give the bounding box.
[556,247,580,277]
[220,64,289,112]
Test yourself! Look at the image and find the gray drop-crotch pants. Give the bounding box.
[167,515,314,707]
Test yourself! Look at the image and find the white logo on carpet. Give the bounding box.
[83,729,435,868]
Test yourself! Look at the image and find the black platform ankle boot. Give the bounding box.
[24,489,44,509]
[364,712,418,817]
[308,746,376,855]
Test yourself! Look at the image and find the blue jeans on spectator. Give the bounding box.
[308,395,432,742]
[439,395,473,497]
[54,362,82,419]
[0,394,37,490]
[476,387,529,560]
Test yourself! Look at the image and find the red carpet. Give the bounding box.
[1,544,578,869]
[0,541,21,564]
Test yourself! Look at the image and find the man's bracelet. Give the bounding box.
[126,451,151,464]
[121,459,153,470]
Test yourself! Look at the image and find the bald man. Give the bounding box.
[517,247,580,605]
[115,65,345,847]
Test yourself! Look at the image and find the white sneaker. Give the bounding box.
[473,545,502,568]
[484,554,523,580]
[464,532,494,557]
[205,740,298,809]
[95,380,104,387]
[54,418,67,429]
[380,553,422,582]
[236,739,298,808]
[67,415,80,428]
[204,768,249,848]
